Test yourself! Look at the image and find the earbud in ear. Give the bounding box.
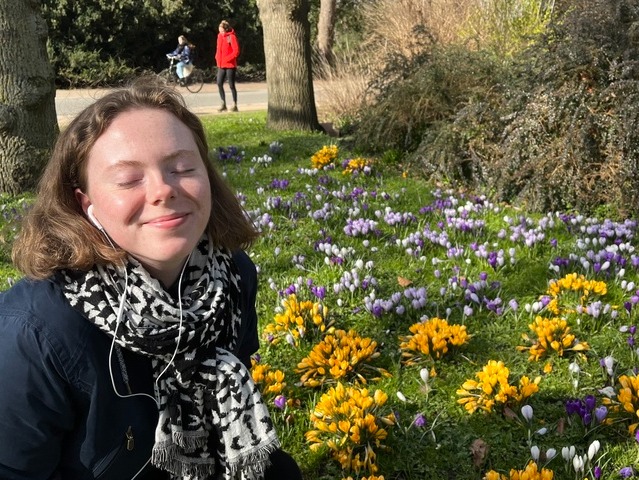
[86,205,105,231]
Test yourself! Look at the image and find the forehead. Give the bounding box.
[87,108,198,168]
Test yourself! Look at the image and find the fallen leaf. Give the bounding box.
[556,417,565,435]
[470,438,489,468]
[503,406,518,421]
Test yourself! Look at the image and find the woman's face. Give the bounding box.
[77,108,212,286]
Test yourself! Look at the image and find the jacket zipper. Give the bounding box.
[126,426,134,451]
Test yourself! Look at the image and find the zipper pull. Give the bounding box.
[126,426,134,451]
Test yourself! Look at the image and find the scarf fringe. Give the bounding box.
[172,430,208,450]
[152,444,217,478]
[151,442,178,465]
[227,441,281,480]
[160,459,216,479]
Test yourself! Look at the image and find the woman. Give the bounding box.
[0,78,302,480]
[215,20,240,112]
[168,35,193,86]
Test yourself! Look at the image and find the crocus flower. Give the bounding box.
[619,466,634,478]
[274,395,287,410]
[531,445,540,461]
[521,405,533,422]
[601,356,615,377]
[595,406,608,423]
[588,440,600,460]
[413,413,426,427]
[562,446,575,462]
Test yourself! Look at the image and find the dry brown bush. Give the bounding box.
[359,0,476,52]
[317,0,478,127]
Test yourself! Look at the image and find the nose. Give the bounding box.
[147,172,177,204]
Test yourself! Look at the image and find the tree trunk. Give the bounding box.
[316,0,336,68]
[0,0,58,194]
[256,0,322,131]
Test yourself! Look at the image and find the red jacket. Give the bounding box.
[215,29,240,68]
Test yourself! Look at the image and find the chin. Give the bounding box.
[151,241,196,262]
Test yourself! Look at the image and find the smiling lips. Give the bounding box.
[145,212,189,228]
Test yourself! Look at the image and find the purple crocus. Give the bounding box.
[619,466,634,478]
[594,406,608,423]
[413,413,426,427]
[274,395,287,410]
[311,285,326,300]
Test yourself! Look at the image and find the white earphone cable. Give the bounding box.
[100,226,192,479]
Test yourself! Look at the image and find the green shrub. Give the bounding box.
[355,0,639,218]
[459,0,555,57]
[466,0,639,217]
[54,48,139,88]
[354,46,509,154]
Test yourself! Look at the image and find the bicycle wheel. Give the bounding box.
[185,68,204,93]
[157,69,174,86]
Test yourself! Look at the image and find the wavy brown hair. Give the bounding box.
[13,76,259,279]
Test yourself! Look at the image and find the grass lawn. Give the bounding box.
[3,111,639,480]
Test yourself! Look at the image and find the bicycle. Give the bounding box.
[157,55,205,93]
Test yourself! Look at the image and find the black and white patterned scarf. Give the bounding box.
[59,237,279,479]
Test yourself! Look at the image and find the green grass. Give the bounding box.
[3,112,639,479]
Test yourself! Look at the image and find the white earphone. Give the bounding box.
[86,205,105,231]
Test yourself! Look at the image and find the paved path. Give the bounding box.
[56,81,328,126]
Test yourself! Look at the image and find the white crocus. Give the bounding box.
[531,446,540,462]
[602,356,615,377]
[521,405,533,422]
[599,386,616,398]
[588,440,600,460]
[562,446,576,462]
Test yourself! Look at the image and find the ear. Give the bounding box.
[75,188,91,216]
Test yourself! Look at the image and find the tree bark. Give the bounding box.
[0,0,58,194]
[317,0,337,68]
[256,0,322,131]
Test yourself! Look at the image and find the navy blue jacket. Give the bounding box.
[169,44,192,64]
[0,251,259,480]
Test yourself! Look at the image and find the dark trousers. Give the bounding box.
[265,449,303,480]
[217,67,237,104]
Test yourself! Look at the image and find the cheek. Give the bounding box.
[96,193,144,227]
[187,179,212,209]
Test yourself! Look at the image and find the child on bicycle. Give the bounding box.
[167,35,193,86]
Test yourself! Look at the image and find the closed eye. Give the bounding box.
[116,179,142,188]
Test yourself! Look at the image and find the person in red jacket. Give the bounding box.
[215,20,240,112]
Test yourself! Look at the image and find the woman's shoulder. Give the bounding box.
[0,277,93,350]
[0,276,72,313]
[232,250,257,278]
